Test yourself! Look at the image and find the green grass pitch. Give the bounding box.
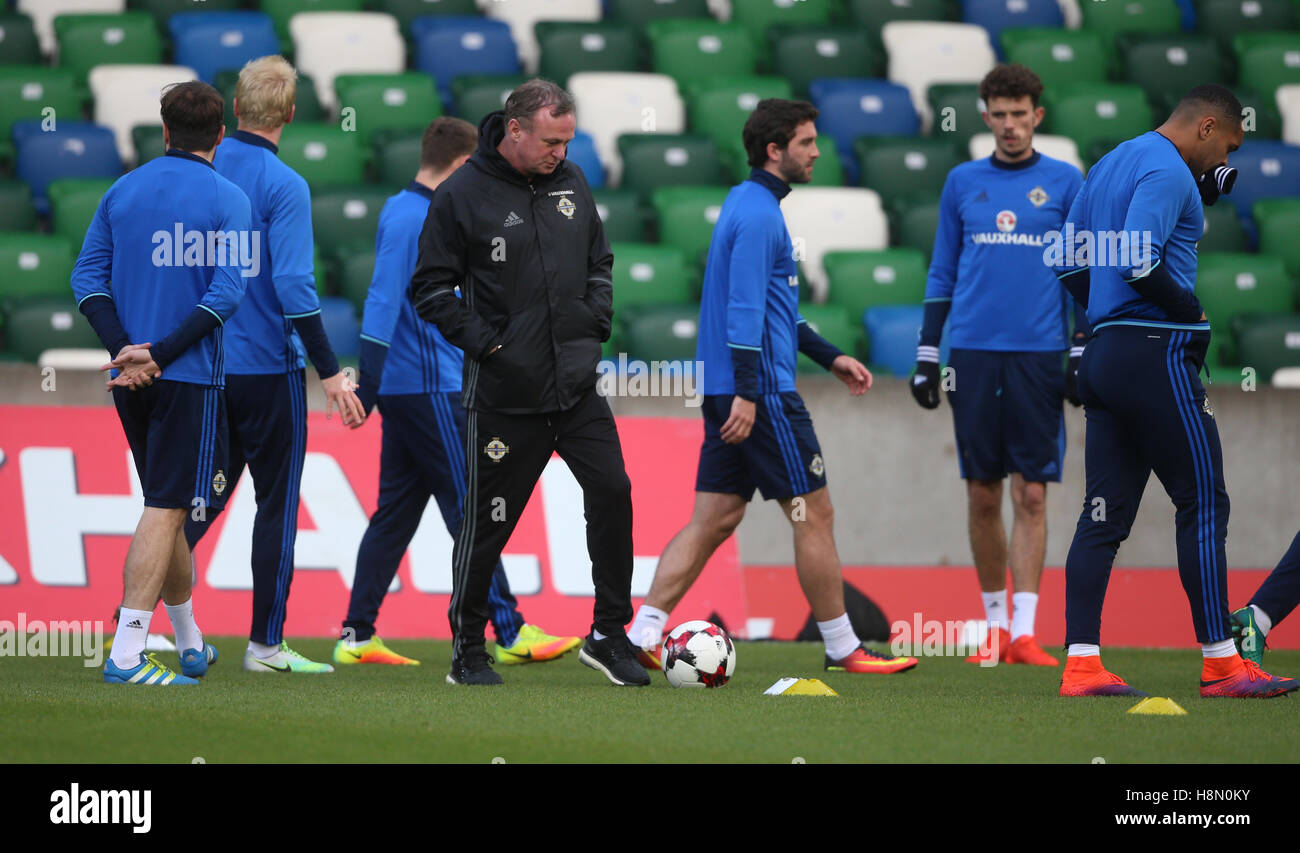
[4,640,1298,763]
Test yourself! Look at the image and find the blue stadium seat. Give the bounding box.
[411,16,519,103]
[1220,140,1300,240]
[808,79,918,185]
[13,121,122,214]
[319,296,360,358]
[169,12,282,84]
[863,305,949,376]
[962,0,1063,59]
[566,130,604,188]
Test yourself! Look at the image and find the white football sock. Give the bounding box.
[1202,639,1237,659]
[1011,591,1038,641]
[628,605,668,650]
[164,597,202,653]
[817,612,860,662]
[248,641,279,659]
[1067,643,1100,657]
[1250,604,1273,636]
[982,589,1008,631]
[111,606,153,669]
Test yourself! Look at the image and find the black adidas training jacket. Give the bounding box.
[410,111,614,414]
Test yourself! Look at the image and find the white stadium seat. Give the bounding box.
[18,0,123,56]
[568,72,685,186]
[969,132,1085,173]
[1277,84,1300,146]
[90,65,198,165]
[485,0,600,75]
[782,187,890,303]
[1056,0,1082,29]
[883,21,996,132]
[289,12,405,112]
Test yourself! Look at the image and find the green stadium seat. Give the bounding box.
[809,134,846,187]
[592,188,648,243]
[616,134,725,197]
[685,76,794,152]
[0,233,76,302]
[1001,28,1108,95]
[216,69,325,135]
[279,123,369,188]
[338,245,375,309]
[0,13,42,65]
[823,248,928,317]
[1197,252,1294,363]
[1120,34,1228,105]
[646,20,759,87]
[1198,0,1296,52]
[769,27,881,98]
[1253,198,1300,280]
[1044,84,1153,157]
[610,243,693,313]
[261,0,365,40]
[371,128,423,186]
[853,137,962,209]
[536,21,641,87]
[1079,0,1180,59]
[367,0,479,38]
[848,0,955,46]
[48,178,114,253]
[1200,202,1249,253]
[896,198,942,261]
[651,185,729,271]
[620,303,700,363]
[1236,36,1300,103]
[926,83,984,147]
[53,13,163,86]
[333,72,442,144]
[796,304,862,370]
[607,0,712,28]
[5,298,101,361]
[1233,313,1300,380]
[0,68,83,165]
[131,124,165,165]
[450,74,527,123]
[311,185,392,265]
[730,0,835,52]
[0,180,37,231]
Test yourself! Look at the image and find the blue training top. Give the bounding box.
[72,150,251,387]
[213,131,322,374]
[925,152,1084,351]
[1054,131,1206,330]
[361,182,464,395]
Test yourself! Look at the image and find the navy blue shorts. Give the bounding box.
[946,349,1065,483]
[696,392,826,501]
[113,380,228,511]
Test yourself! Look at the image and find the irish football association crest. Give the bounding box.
[556,197,575,219]
[484,437,510,462]
[212,470,227,496]
[1202,396,1214,418]
[1027,186,1049,207]
[809,453,825,477]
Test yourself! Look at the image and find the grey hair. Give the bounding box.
[504,78,575,129]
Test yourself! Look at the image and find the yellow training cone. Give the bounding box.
[764,677,838,696]
[1127,697,1188,715]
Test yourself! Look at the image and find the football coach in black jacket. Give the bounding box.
[411,79,648,687]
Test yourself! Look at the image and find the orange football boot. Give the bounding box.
[826,644,918,674]
[1059,654,1147,696]
[1007,635,1060,666]
[966,627,1011,665]
[1200,654,1299,698]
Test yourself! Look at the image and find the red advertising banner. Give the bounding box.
[0,405,743,640]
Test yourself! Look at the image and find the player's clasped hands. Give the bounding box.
[322,371,366,429]
[102,343,161,391]
[831,354,872,396]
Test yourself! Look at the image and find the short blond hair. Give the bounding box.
[235,55,296,130]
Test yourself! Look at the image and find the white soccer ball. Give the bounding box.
[662,620,736,688]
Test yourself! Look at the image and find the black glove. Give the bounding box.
[1198,163,1237,206]
[910,345,941,409]
[1064,345,1083,407]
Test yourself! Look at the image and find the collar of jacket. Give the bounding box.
[747,167,791,200]
[472,110,567,188]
